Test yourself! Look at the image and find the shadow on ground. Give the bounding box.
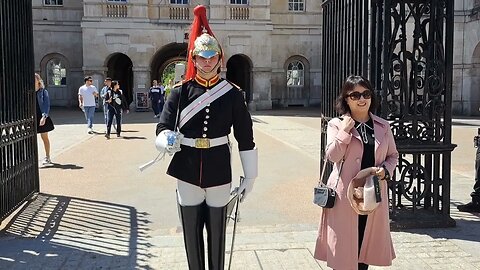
[0,193,154,269]
[399,200,480,243]
[39,162,84,170]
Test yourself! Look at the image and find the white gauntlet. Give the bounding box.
[155,130,184,155]
[237,148,258,202]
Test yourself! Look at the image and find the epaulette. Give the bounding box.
[172,79,193,89]
[226,79,242,90]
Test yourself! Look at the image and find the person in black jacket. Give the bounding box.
[155,5,257,270]
[105,80,129,139]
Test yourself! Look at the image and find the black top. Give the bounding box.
[149,86,163,101]
[105,89,128,111]
[355,118,375,169]
[156,78,255,188]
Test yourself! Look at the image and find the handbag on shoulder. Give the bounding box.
[313,156,344,208]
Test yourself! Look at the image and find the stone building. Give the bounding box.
[453,0,480,115]
[32,0,480,115]
[32,0,321,111]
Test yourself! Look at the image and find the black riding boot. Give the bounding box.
[206,205,227,270]
[179,202,206,270]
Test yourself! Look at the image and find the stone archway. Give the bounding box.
[150,43,188,84]
[105,53,134,105]
[226,54,252,103]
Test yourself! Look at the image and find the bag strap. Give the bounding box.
[317,156,344,189]
[318,115,345,189]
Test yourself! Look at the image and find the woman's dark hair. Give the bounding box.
[335,75,377,114]
[110,80,119,90]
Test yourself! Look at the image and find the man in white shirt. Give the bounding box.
[78,76,99,134]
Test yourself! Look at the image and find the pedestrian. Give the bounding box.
[164,79,173,100]
[314,75,399,270]
[155,5,257,269]
[148,80,163,118]
[35,73,55,165]
[159,81,166,113]
[78,76,99,134]
[457,143,480,212]
[100,77,112,129]
[105,80,129,139]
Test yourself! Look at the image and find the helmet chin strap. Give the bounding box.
[195,58,221,79]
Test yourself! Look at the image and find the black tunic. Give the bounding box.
[156,78,255,188]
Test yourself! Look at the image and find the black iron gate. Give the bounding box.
[321,0,455,228]
[0,0,39,223]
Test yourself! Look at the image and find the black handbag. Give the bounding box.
[313,156,344,208]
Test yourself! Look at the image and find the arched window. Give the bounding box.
[46,58,67,86]
[287,61,304,86]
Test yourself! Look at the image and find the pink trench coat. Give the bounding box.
[314,114,399,270]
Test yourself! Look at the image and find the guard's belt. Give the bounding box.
[181,136,229,149]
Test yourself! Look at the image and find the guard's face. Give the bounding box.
[194,54,221,73]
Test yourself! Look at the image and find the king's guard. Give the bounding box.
[154,5,258,270]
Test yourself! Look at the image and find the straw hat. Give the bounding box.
[347,175,384,215]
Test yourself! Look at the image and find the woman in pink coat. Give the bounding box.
[314,75,399,270]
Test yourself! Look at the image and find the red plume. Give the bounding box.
[185,5,216,81]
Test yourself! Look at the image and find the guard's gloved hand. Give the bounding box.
[236,148,258,202]
[155,130,183,155]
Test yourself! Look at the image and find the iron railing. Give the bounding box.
[321,0,455,228]
[0,0,39,223]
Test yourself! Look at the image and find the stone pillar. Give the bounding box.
[132,66,150,112]
[251,68,272,110]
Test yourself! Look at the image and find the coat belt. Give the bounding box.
[181,136,229,149]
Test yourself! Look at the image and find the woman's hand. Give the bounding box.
[39,116,46,126]
[371,166,386,180]
[341,115,355,133]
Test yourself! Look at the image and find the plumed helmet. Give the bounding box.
[192,33,221,59]
[185,5,223,80]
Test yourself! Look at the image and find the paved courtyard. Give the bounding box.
[0,108,479,269]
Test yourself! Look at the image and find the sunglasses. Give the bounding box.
[347,90,372,100]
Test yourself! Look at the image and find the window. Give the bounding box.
[288,0,304,11]
[170,0,188,4]
[108,0,127,2]
[230,0,248,4]
[287,61,304,86]
[46,59,67,86]
[43,0,63,6]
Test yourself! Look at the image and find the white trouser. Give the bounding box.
[177,180,231,207]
